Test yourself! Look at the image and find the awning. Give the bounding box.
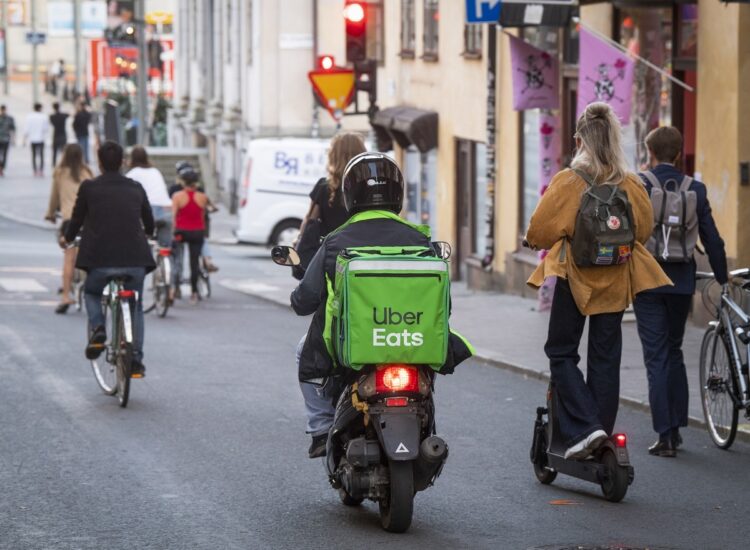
[370,106,438,153]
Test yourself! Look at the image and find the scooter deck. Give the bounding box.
[547,452,604,484]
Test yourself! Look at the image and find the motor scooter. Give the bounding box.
[272,245,450,532]
[530,384,634,502]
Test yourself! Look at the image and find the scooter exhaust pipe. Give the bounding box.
[413,436,448,492]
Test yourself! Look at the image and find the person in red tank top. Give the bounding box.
[172,168,208,303]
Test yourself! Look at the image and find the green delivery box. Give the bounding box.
[332,247,450,370]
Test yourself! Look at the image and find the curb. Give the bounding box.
[220,280,750,446]
[0,211,56,231]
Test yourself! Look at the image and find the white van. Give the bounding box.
[236,138,330,245]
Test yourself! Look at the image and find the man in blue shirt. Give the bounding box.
[634,126,728,457]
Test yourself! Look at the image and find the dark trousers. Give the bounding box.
[0,141,9,170]
[633,292,691,436]
[545,278,625,447]
[31,142,44,172]
[175,230,204,293]
[52,140,66,167]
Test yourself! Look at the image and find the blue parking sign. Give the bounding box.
[466,0,502,24]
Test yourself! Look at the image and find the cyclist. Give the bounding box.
[127,146,172,246]
[171,166,208,304]
[44,143,93,314]
[290,152,472,458]
[64,141,155,378]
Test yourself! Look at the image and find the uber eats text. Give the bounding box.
[371,307,424,347]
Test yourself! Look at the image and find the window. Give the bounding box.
[366,0,385,64]
[423,0,439,60]
[463,24,482,58]
[400,0,416,57]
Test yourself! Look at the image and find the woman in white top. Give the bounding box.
[24,103,49,177]
[127,146,172,246]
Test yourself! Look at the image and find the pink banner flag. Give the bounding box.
[577,28,635,124]
[509,34,559,111]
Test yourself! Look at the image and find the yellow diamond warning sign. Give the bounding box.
[308,68,355,120]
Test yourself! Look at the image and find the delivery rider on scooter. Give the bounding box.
[290,152,473,458]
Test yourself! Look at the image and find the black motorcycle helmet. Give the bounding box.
[178,166,200,185]
[342,152,404,214]
[175,160,193,173]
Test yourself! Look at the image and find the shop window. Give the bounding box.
[400,0,416,57]
[463,24,482,58]
[617,7,674,169]
[366,1,385,64]
[474,143,488,255]
[405,147,437,229]
[423,0,439,60]
[455,139,486,279]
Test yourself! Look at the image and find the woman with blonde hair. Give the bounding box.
[524,102,670,460]
[297,132,367,243]
[44,143,94,313]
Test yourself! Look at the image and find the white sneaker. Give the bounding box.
[564,429,608,460]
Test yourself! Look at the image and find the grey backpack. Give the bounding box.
[640,170,698,263]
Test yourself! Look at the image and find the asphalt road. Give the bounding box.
[1,217,748,550]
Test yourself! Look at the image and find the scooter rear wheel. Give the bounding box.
[379,460,414,533]
[599,448,629,502]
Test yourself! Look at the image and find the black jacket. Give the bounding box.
[640,164,728,293]
[65,171,156,273]
[291,212,471,382]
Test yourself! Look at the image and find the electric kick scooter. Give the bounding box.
[530,384,634,502]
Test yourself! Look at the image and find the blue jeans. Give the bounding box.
[545,278,624,447]
[296,335,336,436]
[84,267,146,361]
[77,135,90,163]
[633,292,691,436]
[151,206,172,246]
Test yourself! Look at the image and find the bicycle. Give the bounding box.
[697,268,750,449]
[89,275,138,408]
[172,240,211,301]
[144,240,172,317]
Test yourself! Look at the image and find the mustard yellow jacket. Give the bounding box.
[525,168,672,316]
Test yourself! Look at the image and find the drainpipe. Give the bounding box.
[311,0,320,138]
[481,23,497,270]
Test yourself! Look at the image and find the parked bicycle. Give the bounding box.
[144,240,172,317]
[697,268,750,449]
[89,275,139,408]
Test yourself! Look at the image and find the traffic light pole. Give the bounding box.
[31,0,39,104]
[135,0,149,145]
[1,0,8,95]
[73,0,82,98]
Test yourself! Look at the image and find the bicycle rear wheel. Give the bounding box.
[154,257,170,317]
[197,265,211,299]
[115,303,132,408]
[90,300,117,395]
[699,327,739,449]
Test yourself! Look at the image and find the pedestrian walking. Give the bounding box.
[50,102,69,168]
[44,143,94,314]
[633,126,728,457]
[524,102,670,460]
[63,141,155,378]
[73,101,93,163]
[24,103,50,177]
[0,105,16,177]
[293,132,366,278]
[126,146,172,246]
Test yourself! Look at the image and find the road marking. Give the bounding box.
[0,267,61,275]
[0,278,48,292]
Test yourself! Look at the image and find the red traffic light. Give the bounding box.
[343,2,365,23]
[318,55,335,71]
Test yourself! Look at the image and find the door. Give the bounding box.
[455,140,474,281]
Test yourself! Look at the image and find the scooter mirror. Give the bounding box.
[432,241,452,260]
[271,246,301,267]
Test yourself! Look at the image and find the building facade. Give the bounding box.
[169,0,372,205]
[377,0,750,293]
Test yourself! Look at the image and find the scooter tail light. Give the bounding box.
[158,248,171,257]
[614,433,627,448]
[384,397,409,407]
[118,290,135,298]
[375,365,418,393]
